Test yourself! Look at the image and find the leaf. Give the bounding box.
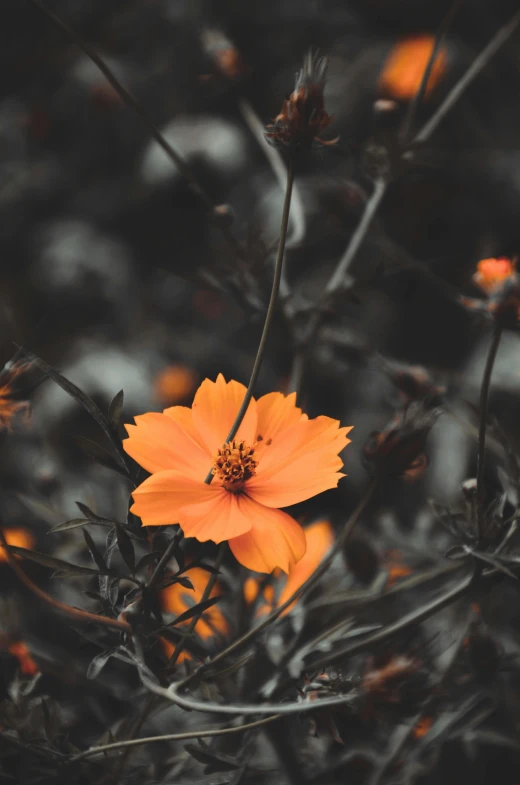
[116,522,135,573]
[75,436,130,479]
[142,587,163,624]
[75,502,118,525]
[49,518,93,533]
[108,389,125,432]
[170,596,221,626]
[24,351,132,478]
[175,576,194,591]
[135,551,162,573]
[100,528,118,599]
[87,650,114,680]
[445,545,470,561]
[83,529,108,572]
[17,493,58,525]
[7,546,110,576]
[107,577,120,608]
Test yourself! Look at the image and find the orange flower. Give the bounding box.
[0,528,35,562]
[8,641,39,676]
[379,35,447,101]
[244,520,334,615]
[124,375,352,573]
[473,257,515,294]
[160,567,229,661]
[0,362,31,431]
[154,364,198,405]
[413,716,432,739]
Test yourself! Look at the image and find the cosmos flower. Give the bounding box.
[124,375,352,573]
[244,519,335,616]
[379,35,447,101]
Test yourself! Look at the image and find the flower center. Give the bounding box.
[212,440,257,491]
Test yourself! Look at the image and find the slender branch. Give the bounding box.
[0,529,131,633]
[204,157,295,483]
[476,324,503,543]
[414,9,520,143]
[69,714,282,762]
[143,671,355,717]
[323,178,387,299]
[399,0,463,143]
[177,476,379,690]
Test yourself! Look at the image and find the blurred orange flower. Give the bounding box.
[154,364,198,405]
[473,257,515,294]
[0,363,31,431]
[160,567,228,661]
[8,641,39,676]
[244,520,335,616]
[125,375,352,573]
[379,35,447,101]
[0,528,35,562]
[413,715,433,739]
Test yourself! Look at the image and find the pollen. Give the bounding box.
[212,439,258,490]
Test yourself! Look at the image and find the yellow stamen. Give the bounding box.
[212,439,257,491]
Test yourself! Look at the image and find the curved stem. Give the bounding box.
[69,714,281,763]
[204,157,295,483]
[476,324,503,543]
[0,529,131,633]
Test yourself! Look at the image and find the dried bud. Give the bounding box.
[379,357,445,405]
[363,404,438,481]
[265,51,337,153]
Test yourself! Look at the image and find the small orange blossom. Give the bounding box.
[0,527,35,562]
[154,364,198,405]
[473,257,515,294]
[8,641,39,676]
[379,35,447,101]
[124,375,352,573]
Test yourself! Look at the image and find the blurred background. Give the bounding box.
[2,1,520,783]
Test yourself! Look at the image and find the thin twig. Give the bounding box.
[476,325,503,543]
[204,157,295,483]
[414,9,520,143]
[0,529,131,633]
[69,714,281,762]
[399,0,463,143]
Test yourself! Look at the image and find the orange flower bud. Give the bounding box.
[153,365,198,405]
[473,257,515,294]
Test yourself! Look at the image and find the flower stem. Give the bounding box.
[476,324,503,543]
[204,157,295,483]
[414,9,520,144]
[70,713,281,763]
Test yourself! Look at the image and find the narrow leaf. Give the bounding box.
[87,651,114,680]
[108,389,125,432]
[170,596,221,627]
[83,529,108,571]
[116,522,135,573]
[75,436,130,479]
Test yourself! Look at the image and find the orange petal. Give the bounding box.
[248,419,353,507]
[277,520,334,615]
[124,412,209,477]
[161,567,229,640]
[163,405,208,452]
[191,374,257,454]
[130,470,221,526]
[254,391,304,455]
[228,496,306,573]
[179,490,252,542]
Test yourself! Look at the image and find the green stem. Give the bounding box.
[204,157,295,483]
